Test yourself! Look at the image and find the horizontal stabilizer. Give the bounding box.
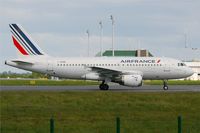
[12,60,34,65]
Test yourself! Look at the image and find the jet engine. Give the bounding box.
[120,74,143,87]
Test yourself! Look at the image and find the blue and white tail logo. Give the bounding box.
[9,24,45,55]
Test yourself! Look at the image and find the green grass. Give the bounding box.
[1,91,200,133]
[144,80,200,85]
[0,79,99,86]
[1,79,200,86]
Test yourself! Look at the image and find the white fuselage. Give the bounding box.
[6,23,194,89]
[6,56,194,81]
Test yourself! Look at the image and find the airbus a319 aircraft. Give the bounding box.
[5,24,194,90]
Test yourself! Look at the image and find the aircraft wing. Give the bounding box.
[90,67,142,79]
[90,67,121,78]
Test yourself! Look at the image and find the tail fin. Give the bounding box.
[9,24,46,56]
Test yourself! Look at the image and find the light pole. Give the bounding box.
[99,21,103,56]
[110,15,115,56]
[184,33,188,48]
[86,29,90,57]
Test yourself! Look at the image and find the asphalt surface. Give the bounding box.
[0,85,200,92]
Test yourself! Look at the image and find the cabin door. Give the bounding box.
[47,60,55,75]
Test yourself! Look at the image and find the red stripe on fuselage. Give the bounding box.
[12,36,28,55]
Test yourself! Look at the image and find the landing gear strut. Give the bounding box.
[163,80,168,90]
[99,80,109,90]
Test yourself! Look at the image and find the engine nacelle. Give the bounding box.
[120,75,143,87]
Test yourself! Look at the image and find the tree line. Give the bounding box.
[0,71,49,79]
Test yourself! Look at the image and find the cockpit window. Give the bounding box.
[178,63,186,66]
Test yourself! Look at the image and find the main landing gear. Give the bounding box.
[163,80,168,90]
[99,80,109,90]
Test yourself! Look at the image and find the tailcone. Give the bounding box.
[4,60,17,67]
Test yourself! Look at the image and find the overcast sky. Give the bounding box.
[0,0,200,72]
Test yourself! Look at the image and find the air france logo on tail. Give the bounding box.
[9,24,44,55]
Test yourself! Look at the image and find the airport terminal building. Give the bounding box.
[184,61,200,80]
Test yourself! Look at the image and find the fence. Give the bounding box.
[48,116,186,133]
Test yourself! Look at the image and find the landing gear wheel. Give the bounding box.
[99,84,109,90]
[163,85,168,90]
[163,80,168,90]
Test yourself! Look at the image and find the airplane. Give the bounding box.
[5,24,194,90]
